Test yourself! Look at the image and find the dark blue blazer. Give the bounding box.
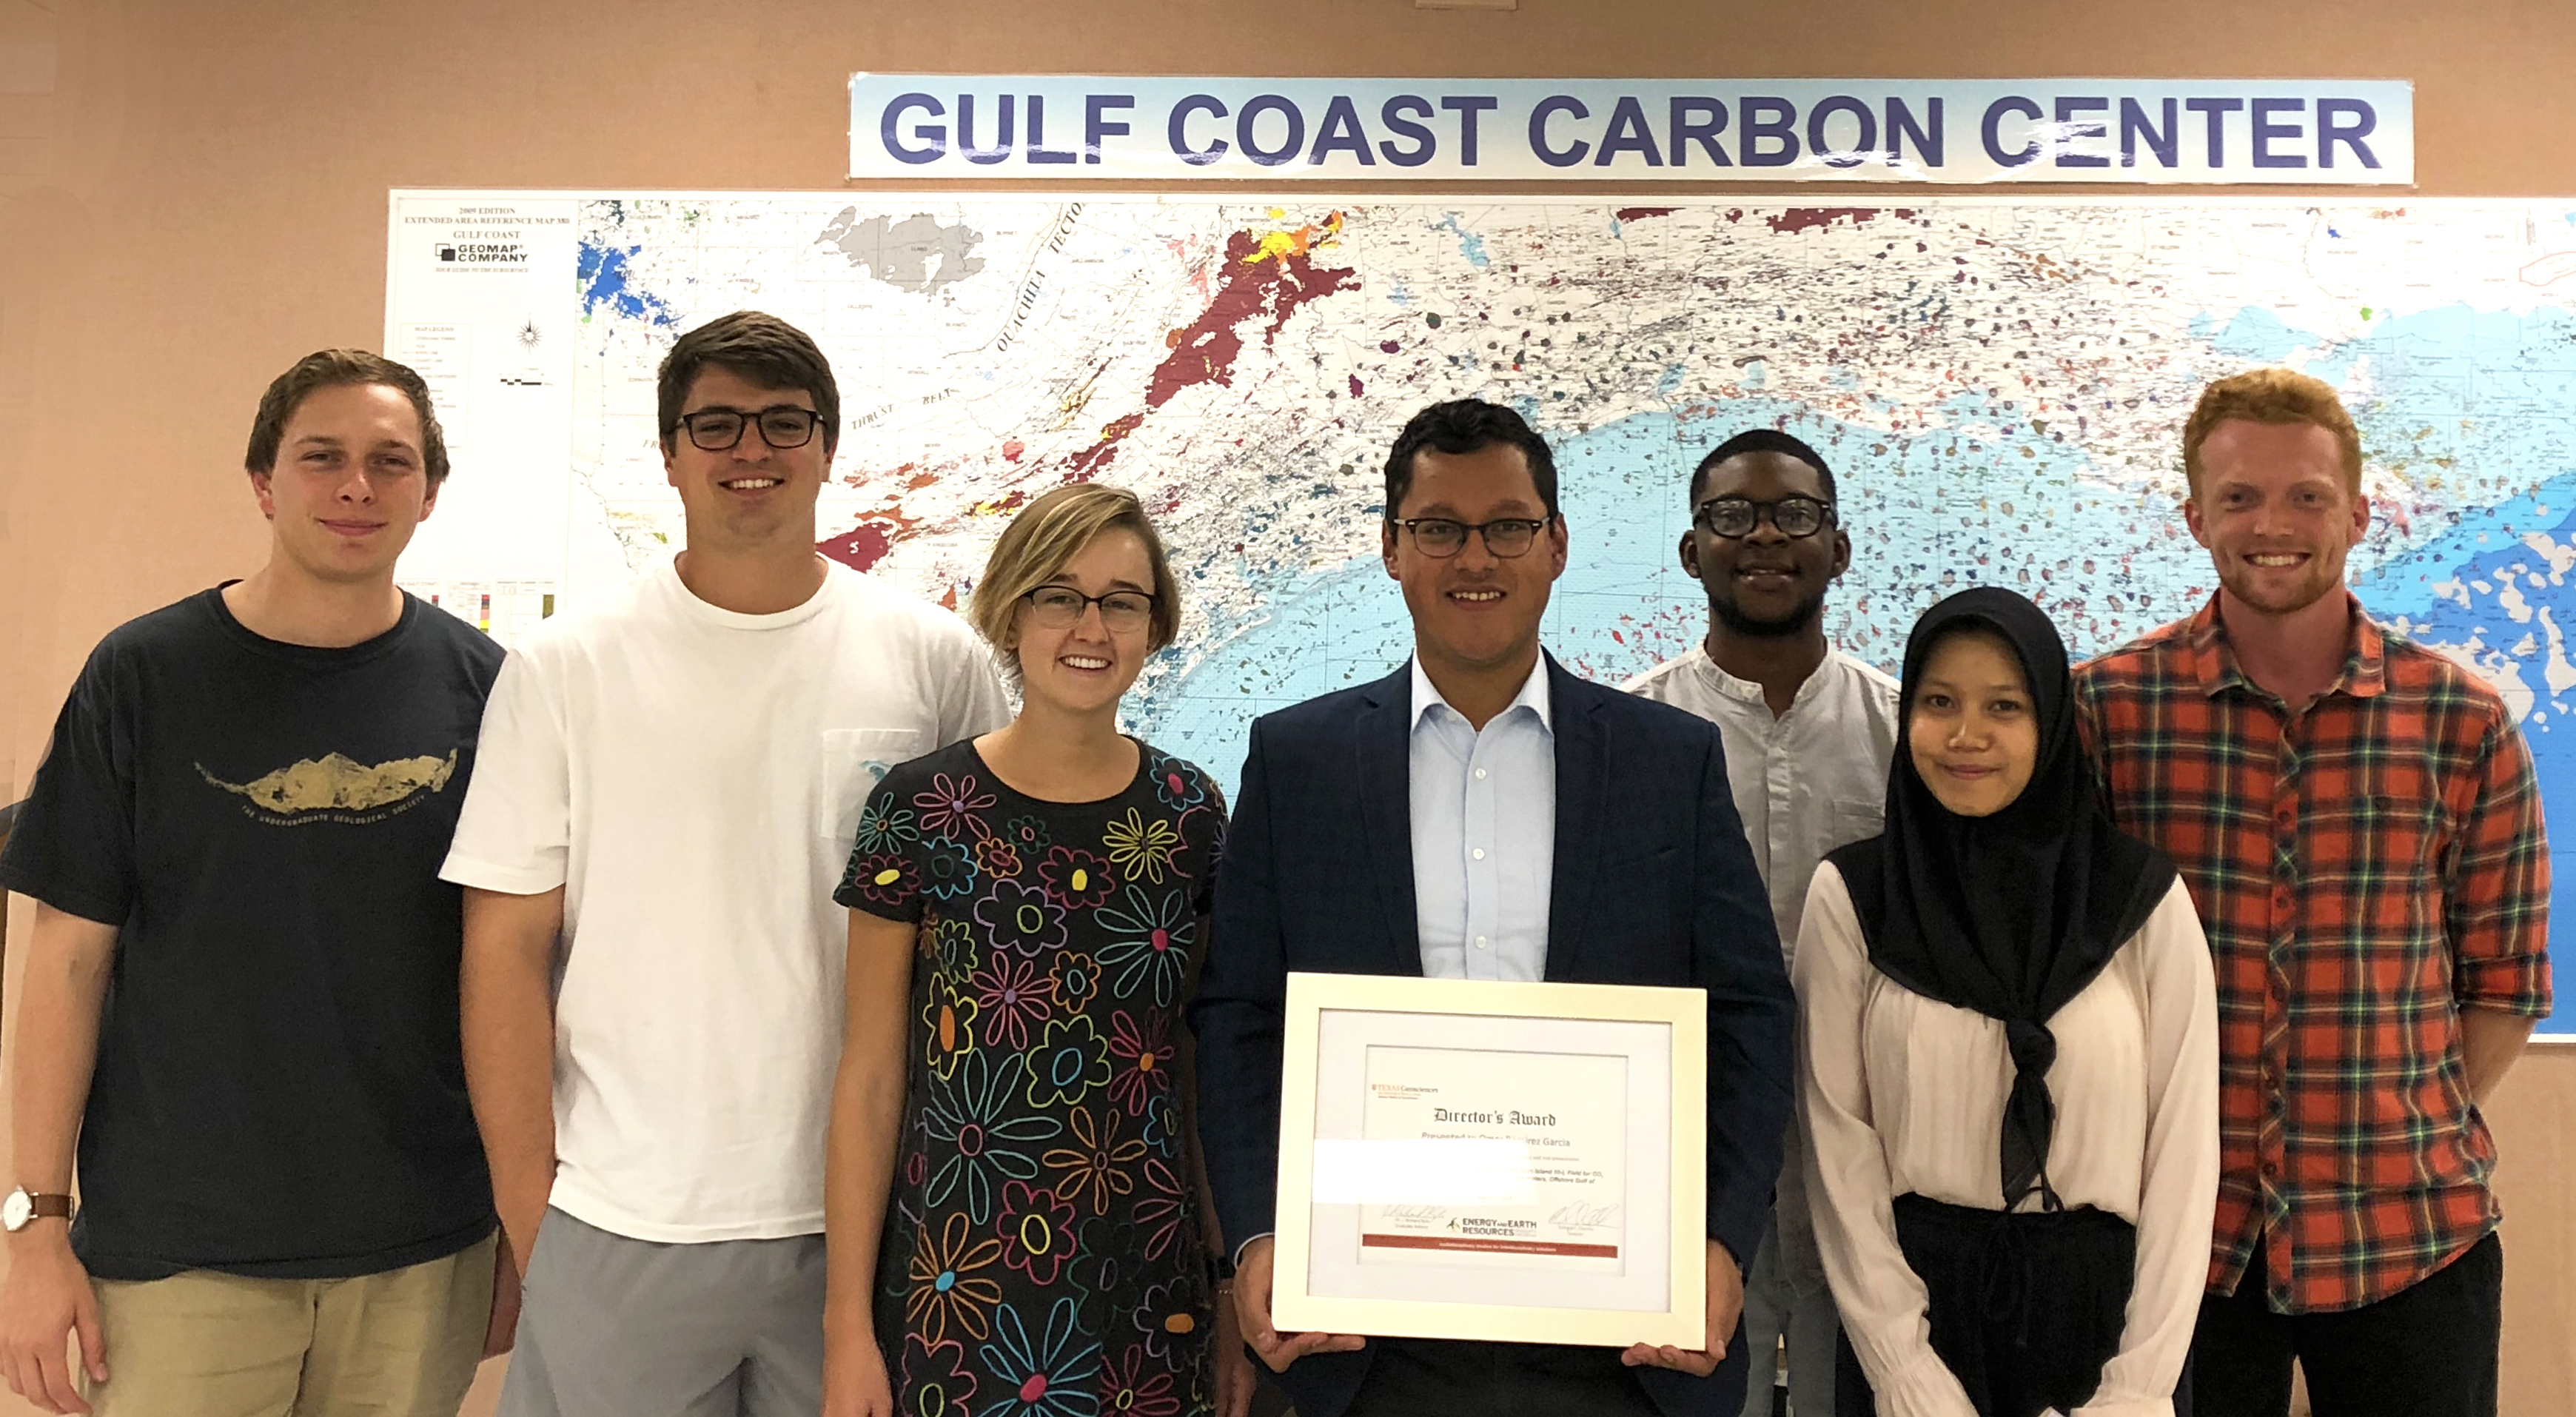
[1187,656,1795,1417]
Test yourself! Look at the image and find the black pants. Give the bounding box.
[1834,1195,2141,1417]
[2188,1230,2501,1417]
[1344,1337,1664,1417]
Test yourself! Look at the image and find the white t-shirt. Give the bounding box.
[441,557,1012,1243]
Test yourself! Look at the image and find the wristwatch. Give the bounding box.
[2,1188,73,1232]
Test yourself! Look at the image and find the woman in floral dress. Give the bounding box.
[824,484,1252,1417]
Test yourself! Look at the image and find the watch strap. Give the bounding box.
[23,1193,71,1220]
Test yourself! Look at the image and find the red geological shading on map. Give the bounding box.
[819,521,898,572]
[1070,215,1358,478]
[1765,208,1918,235]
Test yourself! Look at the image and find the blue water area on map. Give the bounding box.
[577,238,677,326]
[1144,298,2576,1028]
[1142,396,2218,780]
[1435,214,1492,269]
[2355,474,2576,1028]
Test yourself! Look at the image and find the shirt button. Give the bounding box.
[1476,936,1489,949]
[1475,768,1487,780]
[1472,848,1486,860]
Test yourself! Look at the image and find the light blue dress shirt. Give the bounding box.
[1409,654,1557,982]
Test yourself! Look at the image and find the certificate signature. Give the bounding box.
[1548,1201,1624,1231]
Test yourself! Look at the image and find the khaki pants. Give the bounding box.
[81,1231,494,1417]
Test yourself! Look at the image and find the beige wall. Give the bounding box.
[2,0,2573,1413]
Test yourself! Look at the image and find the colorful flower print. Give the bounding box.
[916,771,1000,840]
[930,916,982,975]
[1002,814,1052,851]
[1071,1213,1151,1302]
[919,836,982,902]
[975,878,1071,957]
[1044,1104,1149,1216]
[906,1212,1005,1345]
[874,738,1224,1417]
[856,800,922,856]
[1025,1015,1112,1111]
[976,834,1024,880]
[1129,1278,1207,1361]
[1146,754,1206,816]
[1129,1157,1192,1262]
[1101,808,1184,887]
[1037,846,1116,910]
[979,1297,1104,1417]
[901,1334,978,1417]
[996,1178,1081,1287]
[1102,1009,1175,1117]
[1094,888,1195,1007]
[1136,1095,1178,1159]
[1049,951,1104,1011]
[923,1052,1062,1225]
[1099,1344,1184,1417]
[849,852,920,909]
[921,974,980,1082]
[970,951,1057,1053]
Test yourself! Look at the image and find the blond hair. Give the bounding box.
[970,484,1182,676]
[2182,368,2363,495]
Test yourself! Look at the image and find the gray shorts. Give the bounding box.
[498,1207,825,1417]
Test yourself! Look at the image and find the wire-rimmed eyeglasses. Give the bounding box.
[1023,586,1158,633]
[1388,515,1557,558]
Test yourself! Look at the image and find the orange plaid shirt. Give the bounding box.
[2073,594,2551,1314]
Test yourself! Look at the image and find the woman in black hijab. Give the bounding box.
[1794,588,2217,1417]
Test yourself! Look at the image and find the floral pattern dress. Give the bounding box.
[836,739,1227,1417]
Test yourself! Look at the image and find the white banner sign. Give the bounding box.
[848,77,2412,184]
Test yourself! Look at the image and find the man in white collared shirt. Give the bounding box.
[1626,429,1899,1417]
[1193,399,1794,1417]
[1408,654,1554,982]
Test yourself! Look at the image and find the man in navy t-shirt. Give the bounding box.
[0,351,509,1416]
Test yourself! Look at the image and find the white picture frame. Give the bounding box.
[1271,971,1709,1348]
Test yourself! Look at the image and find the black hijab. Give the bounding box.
[1825,588,2175,1212]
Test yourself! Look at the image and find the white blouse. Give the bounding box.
[1794,862,2218,1417]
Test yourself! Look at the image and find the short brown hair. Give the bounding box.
[2182,368,2362,495]
[244,349,449,485]
[657,311,841,455]
[970,484,1183,677]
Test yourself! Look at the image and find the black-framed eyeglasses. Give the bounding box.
[1692,495,1835,539]
[1389,515,1557,559]
[1023,586,1158,633]
[675,405,823,452]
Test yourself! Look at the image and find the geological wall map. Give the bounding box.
[387,193,2576,1030]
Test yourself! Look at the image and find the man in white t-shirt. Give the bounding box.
[1624,430,1898,1417]
[444,311,1010,1417]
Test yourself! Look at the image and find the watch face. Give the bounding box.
[1,1190,30,1231]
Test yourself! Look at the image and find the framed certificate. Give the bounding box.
[1271,971,1708,1348]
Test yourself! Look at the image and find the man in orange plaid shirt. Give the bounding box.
[2073,369,2549,1417]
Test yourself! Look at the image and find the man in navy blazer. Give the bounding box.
[1189,399,1796,1417]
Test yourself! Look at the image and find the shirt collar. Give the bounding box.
[1411,651,1555,732]
[1701,644,1842,709]
[2188,589,2387,702]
